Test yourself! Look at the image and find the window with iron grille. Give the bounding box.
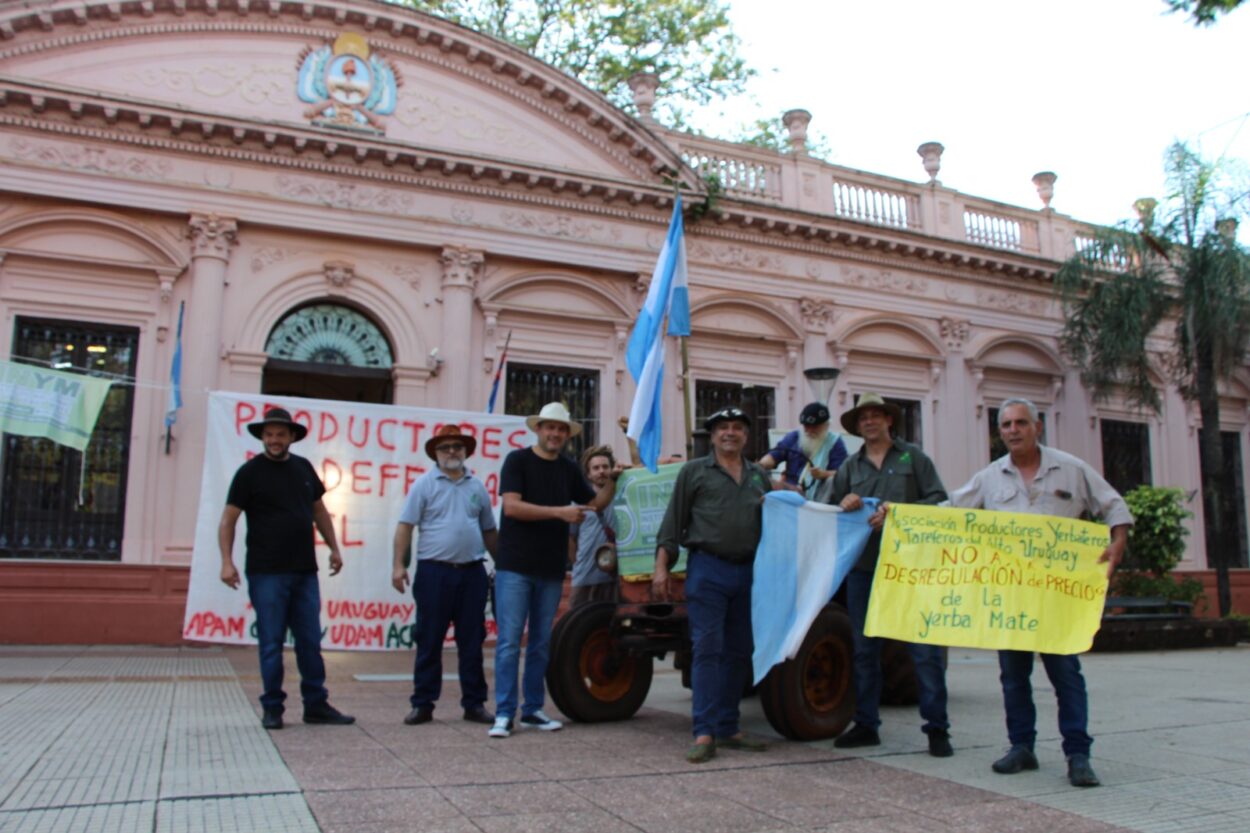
[504,363,599,459]
[1202,432,1249,569]
[694,380,775,462]
[1099,419,1152,496]
[1,318,139,561]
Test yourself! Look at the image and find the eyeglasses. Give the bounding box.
[435,444,466,453]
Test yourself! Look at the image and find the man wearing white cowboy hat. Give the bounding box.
[392,424,498,727]
[218,407,354,730]
[828,393,950,757]
[488,402,622,738]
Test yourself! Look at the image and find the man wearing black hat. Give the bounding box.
[218,407,354,730]
[759,402,848,501]
[828,393,950,756]
[655,407,774,764]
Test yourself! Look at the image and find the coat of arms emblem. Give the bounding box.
[296,32,401,133]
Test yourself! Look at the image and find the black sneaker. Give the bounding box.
[261,709,283,730]
[833,723,881,749]
[992,745,1039,774]
[463,707,495,725]
[403,706,433,725]
[303,703,356,725]
[928,730,954,758]
[1067,753,1101,787]
[518,710,562,731]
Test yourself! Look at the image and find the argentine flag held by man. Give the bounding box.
[626,196,690,472]
[751,491,878,684]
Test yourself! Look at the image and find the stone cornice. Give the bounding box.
[0,76,689,213]
[0,0,696,188]
[0,89,1055,286]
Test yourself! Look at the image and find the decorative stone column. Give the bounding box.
[439,246,484,410]
[628,72,660,124]
[1032,171,1057,210]
[170,213,237,548]
[917,142,944,184]
[782,109,812,156]
[938,317,975,486]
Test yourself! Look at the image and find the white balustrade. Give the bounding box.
[680,146,782,201]
[831,179,918,229]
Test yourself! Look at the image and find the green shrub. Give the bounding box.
[1122,485,1192,576]
[1110,571,1206,605]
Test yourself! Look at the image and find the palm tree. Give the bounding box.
[1055,142,1250,616]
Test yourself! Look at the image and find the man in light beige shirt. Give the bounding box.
[949,398,1131,789]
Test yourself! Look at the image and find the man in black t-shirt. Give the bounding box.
[487,402,621,738]
[218,407,355,731]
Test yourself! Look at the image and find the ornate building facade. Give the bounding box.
[0,0,1246,640]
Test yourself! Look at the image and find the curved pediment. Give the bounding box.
[839,317,942,358]
[0,0,690,185]
[691,297,801,342]
[0,209,185,272]
[975,337,1062,374]
[484,273,634,322]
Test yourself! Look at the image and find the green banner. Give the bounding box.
[0,360,112,452]
[611,462,687,577]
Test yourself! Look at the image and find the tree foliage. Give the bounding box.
[395,0,753,124]
[1054,142,1250,615]
[1165,0,1245,25]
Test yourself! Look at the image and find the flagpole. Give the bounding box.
[680,336,693,461]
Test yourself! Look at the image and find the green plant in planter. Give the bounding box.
[1116,485,1203,604]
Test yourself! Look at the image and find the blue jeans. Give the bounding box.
[998,650,1092,757]
[492,569,562,720]
[846,569,949,733]
[247,571,328,714]
[686,550,753,740]
[412,560,489,712]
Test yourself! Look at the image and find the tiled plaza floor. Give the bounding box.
[1,642,1247,832]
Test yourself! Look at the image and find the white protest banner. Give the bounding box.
[183,392,531,650]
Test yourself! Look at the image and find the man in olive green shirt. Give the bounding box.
[828,393,952,757]
[655,407,772,764]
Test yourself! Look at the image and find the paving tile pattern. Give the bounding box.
[233,649,1147,833]
[1,642,1247,832]
[0,647,316,833]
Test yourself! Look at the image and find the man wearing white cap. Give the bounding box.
[488,402,622,738]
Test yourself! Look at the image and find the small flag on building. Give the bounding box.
[164,301,184,454]
[626,196,690,472]
[487,329,512,414]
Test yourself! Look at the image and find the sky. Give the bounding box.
[686,0,1250,229]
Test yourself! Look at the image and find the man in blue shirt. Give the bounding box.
[759,402,848,501]
[392,424,498,727]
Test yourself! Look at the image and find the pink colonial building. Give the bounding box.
[0,0,1246,642]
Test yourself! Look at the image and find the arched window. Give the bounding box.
[262,304,394,404]
[264,303,393,368]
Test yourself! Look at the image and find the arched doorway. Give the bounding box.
[261,303,395,403]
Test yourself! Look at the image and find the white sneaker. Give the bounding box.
[488,716,512,738]
[518,710,563,731]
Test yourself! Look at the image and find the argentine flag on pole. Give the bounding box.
[626,196,690,472]
[751,492,878,684]
[165,301,184,432]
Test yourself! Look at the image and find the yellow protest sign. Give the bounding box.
[863,504,1110,654]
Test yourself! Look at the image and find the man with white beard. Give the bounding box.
[391,424,498,727]
[759,402,848,501]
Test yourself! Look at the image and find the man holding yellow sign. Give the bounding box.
[949,398,1131,789]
